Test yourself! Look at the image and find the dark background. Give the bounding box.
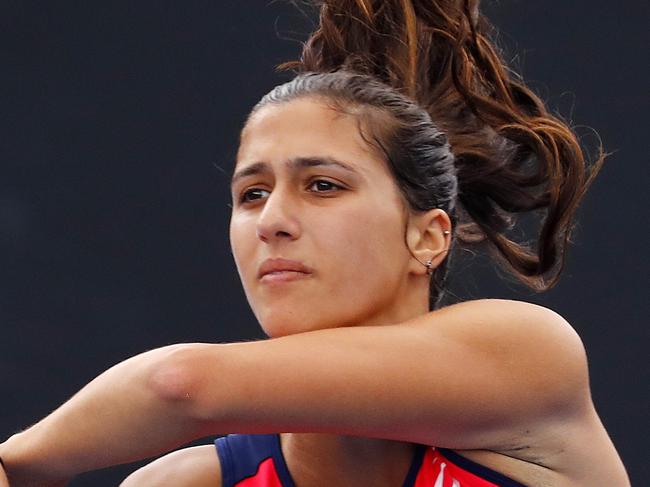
[1,1,647,485]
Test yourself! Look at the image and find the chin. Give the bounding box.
[257,308,334,338]
[260,318,319,338]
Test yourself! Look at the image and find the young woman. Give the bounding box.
[0,1,629,486]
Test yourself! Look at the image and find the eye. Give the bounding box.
[239,187,270,204]
[307,179,344,193]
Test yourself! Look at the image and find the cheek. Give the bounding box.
[229,214,257,285]
[314,202,408,297]
[227,194,410,333]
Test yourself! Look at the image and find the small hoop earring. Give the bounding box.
[424,244,451,275]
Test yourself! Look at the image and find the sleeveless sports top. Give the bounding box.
[214,434,527,487]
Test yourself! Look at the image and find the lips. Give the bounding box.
[258,258,314,280]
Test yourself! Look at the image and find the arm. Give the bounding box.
[0,344,212,486]
[1,299,590,484]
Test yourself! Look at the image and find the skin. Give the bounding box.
[121,99,628,486]
[230,97,441,336]
[0,99,629,487]
[0,464,8,487]
[226,96,442,485]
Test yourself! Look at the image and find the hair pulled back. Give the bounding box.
[257,0,604,306]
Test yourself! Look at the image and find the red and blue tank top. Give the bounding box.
[214,434,527,487]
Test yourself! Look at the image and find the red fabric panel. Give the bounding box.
[236,457,284,487]
[414,448,500,487]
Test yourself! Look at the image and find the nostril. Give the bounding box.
[256,228,268,241]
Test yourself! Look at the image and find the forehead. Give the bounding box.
[236,98,389,178]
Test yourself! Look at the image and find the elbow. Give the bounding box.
[147,343,211,407]
[146,342,232,428]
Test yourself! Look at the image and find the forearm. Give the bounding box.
[0,343,216,486]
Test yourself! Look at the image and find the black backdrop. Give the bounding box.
[1,1,647,485]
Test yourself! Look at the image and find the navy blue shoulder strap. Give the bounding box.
[214,434,296,487]
[402,444,427,487]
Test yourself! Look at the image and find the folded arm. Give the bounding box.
[0,344,212,486]
[0,299,590,486]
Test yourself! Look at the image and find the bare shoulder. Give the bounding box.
[430,298,587,366]
[433,300,630,485]
[416,298,591,414]
[434,298,582,337]
[120,445,221,487]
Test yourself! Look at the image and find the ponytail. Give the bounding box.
[278,0,604,291]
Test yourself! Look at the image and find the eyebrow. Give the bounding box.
[230,156,358,188]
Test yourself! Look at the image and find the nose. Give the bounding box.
[255,187,301,243]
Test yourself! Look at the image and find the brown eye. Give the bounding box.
[239,188,270,204]
[308,179,343,193]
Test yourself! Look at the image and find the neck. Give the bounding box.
[278,277,428,485]
[360,274,430,327]
[280,433,418,487]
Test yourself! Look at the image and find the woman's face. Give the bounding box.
[229,98,425,337]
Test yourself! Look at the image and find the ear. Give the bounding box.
[405,208,452,276]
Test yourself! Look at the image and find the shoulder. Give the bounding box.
[418,298,591,417]
[431,298,586,358]
[431,300,629,482]
[480,298,581,352]
[120,445,221,487]
[435,297,575,327]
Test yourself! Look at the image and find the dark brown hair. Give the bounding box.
[253,0,604,307]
